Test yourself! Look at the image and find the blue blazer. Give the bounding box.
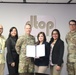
[34,41,50,66]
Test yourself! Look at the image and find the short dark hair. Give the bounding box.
[37,32,46,43]
[69,20,76,25]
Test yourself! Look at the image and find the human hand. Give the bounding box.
[11,62,15,67]
[56,65,61,71]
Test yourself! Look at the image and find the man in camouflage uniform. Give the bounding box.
[66,20,76,75]
[0,25,6,75]
[15,24,35,73]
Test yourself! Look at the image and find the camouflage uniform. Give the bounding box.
[0,35,6,75]
[15,34,35,73]
[66,31,76,75]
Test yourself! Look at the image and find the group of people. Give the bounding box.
[0,19,76,75]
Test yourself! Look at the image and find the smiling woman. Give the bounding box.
[35,32,50,74]
[49,29,64,75]
[6,27,19,74]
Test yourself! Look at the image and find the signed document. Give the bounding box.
[26,44,45,58]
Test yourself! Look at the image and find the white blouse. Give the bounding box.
[50,44,54,66]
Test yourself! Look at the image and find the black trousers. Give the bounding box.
[7,59,19,74]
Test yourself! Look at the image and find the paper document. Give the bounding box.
[26,44,45,58]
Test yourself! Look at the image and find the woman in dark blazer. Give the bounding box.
[49,29,64,75]
[6,27,19,74]
[34,32,50,73]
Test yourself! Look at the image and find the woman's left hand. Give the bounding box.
[11,62,15,67]
[56,65,61,71]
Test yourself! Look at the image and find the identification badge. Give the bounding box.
[0,50,3,53]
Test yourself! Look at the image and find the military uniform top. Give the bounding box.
[66,30,76,62]
[15,34,35,63]
[0,35,6,64]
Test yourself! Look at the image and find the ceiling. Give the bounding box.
[0,0,76,4]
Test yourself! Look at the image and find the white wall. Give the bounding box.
[0,3,76,75]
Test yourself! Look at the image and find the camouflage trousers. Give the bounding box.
[18,61,34,73]
[67,62,76,75]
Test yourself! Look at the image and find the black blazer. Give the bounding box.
[6,37,19,64]
[35,41,50,66]
[49,39,64,66]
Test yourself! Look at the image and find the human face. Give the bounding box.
[52,31,58,40]
[0,25,3,35]
[38,34,44,42]
[69,21,76,31]
[25,25,31,35]
[11,28,17,37]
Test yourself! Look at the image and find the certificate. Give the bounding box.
[26,44,45,58]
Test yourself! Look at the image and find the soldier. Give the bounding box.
[66,20,76,75]
[0,24,6,75]
[15,24,35,73]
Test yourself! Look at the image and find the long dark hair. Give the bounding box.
[49,29,60,43]
[8,27,18,40]
[37,32,46,44]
